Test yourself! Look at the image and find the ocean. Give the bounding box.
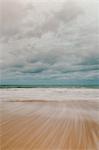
[0,87,99,102]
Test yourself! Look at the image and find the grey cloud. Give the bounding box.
[79,55,99,66]
[61,65,99,73]
[53,1,82,23]
[0,0,82,40]
[20,62,48,74]
[0,0,26,37]
[21,68,45,74]
[0,0,99,85]
[28,49,61,65]
[26,0,82,38]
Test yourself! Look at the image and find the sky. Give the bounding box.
[0,0,99,85]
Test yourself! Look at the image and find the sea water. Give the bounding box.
[0,88,99,101]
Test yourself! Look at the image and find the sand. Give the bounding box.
[1,100,99,150]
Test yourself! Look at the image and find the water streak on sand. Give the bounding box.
[0,88,99,101]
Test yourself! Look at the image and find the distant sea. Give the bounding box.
[0,84,99,89]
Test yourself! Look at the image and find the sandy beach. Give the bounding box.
[1,99,99,150]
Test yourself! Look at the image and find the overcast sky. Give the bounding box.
[0,0,99,85]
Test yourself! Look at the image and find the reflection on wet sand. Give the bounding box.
[1,100,99,150]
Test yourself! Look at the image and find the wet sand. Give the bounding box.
[1,100,99,150]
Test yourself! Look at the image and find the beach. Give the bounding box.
[1,88,99,150]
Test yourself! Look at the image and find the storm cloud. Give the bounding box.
[0,0,99,85]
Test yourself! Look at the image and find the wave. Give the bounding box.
[0,88,99,102]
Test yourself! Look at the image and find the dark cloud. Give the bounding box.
[28,50,61,65]
[21,68,45,74]
[79,55,99,66]
[61,65,99,73]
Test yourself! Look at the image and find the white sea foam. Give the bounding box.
[0,88,99,101]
